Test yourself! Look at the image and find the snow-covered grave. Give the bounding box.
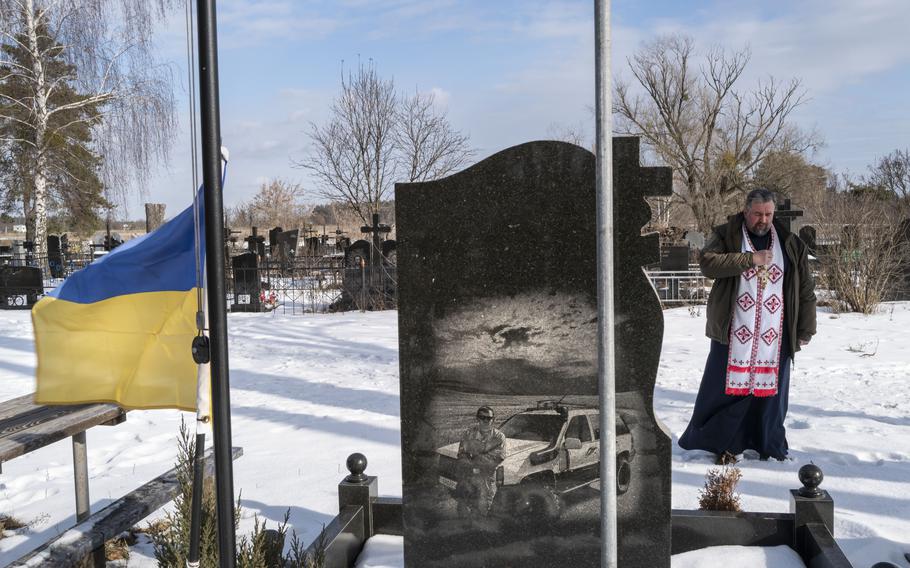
[0,304,908,566]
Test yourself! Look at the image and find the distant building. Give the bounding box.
[12,225,26,233]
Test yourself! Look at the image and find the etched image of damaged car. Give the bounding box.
[436,401,635,517]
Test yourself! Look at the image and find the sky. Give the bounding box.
[133,0,910,220]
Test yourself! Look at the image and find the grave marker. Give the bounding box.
[396,138,672,567]
[774,198,803,232]
[798,226,817,256]
[231,252,260,312]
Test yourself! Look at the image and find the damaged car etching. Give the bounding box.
[436,400,635,518]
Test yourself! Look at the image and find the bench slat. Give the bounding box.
[11,445,243,567]
[0,400,125,463]
[0,395,37,422]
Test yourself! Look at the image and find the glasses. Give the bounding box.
[477,416,494,422]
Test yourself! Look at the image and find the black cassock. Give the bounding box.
[678,335,791,459]
[679,229,792,460]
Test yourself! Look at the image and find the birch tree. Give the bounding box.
[0,22,108,235]
[0,0,176,260]
[614,35,817,233]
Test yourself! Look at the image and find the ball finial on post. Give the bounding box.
[797,463,824,498]
[345,452,368,483]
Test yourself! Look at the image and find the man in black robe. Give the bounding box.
[679,188,817,464]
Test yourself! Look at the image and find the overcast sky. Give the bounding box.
[134,0,910,220]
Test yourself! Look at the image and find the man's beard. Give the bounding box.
[750,224,770,236]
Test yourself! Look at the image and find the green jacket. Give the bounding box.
[699,213,817,355]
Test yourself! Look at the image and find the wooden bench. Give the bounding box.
[0,394,127,522]
[11,445,243,567]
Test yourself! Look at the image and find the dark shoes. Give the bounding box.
[715,451,738,465]
[759,454,788,462]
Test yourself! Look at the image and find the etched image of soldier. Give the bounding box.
[455,405,505,519]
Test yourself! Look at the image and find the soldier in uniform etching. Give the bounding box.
[455,406,506,519]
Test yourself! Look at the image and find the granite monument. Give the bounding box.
[396,138,673,567]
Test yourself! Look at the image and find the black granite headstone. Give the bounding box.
[47,235,64,278]
[304,236,322,256]
[396,138,672,567]
[344,239,370,269]
[336,236,351,253]
[798,226,817,256]
[0,265,43,308]
[659,245,689,271]
[245,227,266,260]
[275,228,299,266]
[231,252,261,312]
[268,227,283,258]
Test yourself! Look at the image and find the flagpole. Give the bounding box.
[594,1,618,567]
[188,265,211,568]
[196,0,236,564]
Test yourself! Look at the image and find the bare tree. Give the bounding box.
[396,90,474,183]
[546,120,591,150]
[752,151,828,211]
[613,35,817,233]
[229,178,306,230]
[297,62,474,226]
[0,0,176,260]
[865,149,910,213]
[813,190,908,314]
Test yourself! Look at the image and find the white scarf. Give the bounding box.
[726,224,785,397]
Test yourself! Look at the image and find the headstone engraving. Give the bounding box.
[396,138,672,567]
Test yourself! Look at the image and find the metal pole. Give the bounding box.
[71,432,90,523]
[594,1,618,567]
[196,0,236,564]
[187,432,206,567]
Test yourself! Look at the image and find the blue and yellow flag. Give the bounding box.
[32,197,205,411]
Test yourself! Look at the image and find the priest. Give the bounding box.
[679,188,817,464]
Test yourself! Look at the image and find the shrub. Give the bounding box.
[147,418,325,567]
[698,466,743,512]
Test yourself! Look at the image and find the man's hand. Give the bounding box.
[799,338,811,347]
[752,250,772,266]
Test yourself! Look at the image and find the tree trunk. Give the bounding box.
[25,0,50,267]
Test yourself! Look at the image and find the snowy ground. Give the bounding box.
[0,303,908,567]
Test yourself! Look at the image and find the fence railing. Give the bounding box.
[3,253,717,312]
[228,256,397,315]
[644,269,710,306]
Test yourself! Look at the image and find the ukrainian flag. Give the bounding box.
[32,196,205,411]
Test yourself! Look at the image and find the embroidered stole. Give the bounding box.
[726,225,785,397]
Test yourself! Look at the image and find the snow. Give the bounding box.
[0,304,908,567]
[352,539,813,568]
[671,545,807,568]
